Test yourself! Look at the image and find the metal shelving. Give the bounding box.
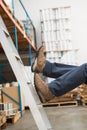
[0,0,37,83]
[0,0,37,117]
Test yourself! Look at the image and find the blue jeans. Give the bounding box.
[43,61,87,96]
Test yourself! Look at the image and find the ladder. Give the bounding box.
[0,16,53,130]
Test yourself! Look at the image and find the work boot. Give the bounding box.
[34,73,54,101]
[31,45,46,73]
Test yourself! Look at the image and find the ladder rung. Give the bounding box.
[13,53,21,61]
[2,28,9,37]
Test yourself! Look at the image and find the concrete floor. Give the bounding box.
[5,106,87,130]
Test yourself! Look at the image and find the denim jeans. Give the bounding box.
[43,61,87,96]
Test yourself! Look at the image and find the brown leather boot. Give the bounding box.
[31,45,46,73]
[34,73,54,101]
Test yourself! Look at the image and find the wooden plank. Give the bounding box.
[43,101,78,108]
[6,111,20,124]
[82,99,87,106]
[0,112,6,130]
[0,122,7,130]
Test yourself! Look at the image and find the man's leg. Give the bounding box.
[49,63,87,96]
[43,61,77,78]
[34,63,87,101]
[32,45,77,78]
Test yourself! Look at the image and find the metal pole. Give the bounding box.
[0,63,10,83]
[28,45,32,66]
[19,0,37,63]
[19,0,37,45]
[18,85,22,117]
[26,15,32,66]
[12,0,18,50]
[0,66,2,84]
[19,0,33,26]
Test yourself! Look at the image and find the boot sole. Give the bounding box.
[31,45,46,72]
[34,74,44,102]
[31,58,37,72]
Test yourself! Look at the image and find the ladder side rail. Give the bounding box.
[0,17,53,130]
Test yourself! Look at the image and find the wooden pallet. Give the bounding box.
[81,99,87,106]
[0,122,7,130]
[43,100,78,108]
[6,111,20,124]
[0,112,6,130]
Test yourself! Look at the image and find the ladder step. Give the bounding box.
[2,27,9,36]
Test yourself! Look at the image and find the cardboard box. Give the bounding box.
[2,86,19,110]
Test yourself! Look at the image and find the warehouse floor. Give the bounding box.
[5,106,87,130]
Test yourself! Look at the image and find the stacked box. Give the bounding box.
[40,6,78,65]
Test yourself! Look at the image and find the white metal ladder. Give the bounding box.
[0,16,53,130]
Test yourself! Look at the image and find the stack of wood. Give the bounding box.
[79,84,87,106]
[49,88,78,102]
[0,85,22,124]
[0,111,6,129]
[6,111,20,124]
[43,88,78,107]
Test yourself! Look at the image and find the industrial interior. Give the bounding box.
[0,0,87,130]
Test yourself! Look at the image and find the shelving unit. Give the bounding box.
[0,0,37,118]
[0,0,37,83]
[40,6,78,65]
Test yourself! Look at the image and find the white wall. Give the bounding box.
[14,0,87,65]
